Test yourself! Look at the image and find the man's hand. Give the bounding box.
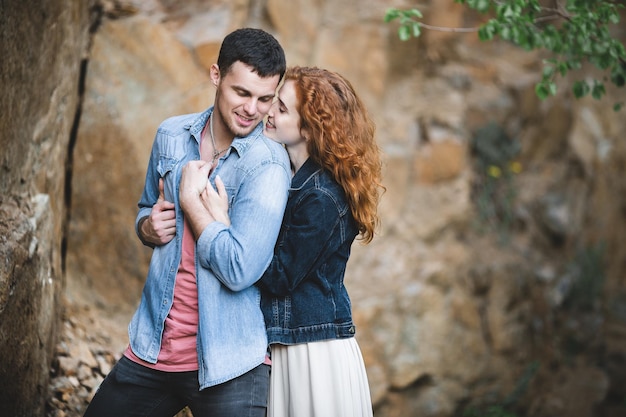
[141,178,176,245]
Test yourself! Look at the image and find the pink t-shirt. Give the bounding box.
[125,217,199,371]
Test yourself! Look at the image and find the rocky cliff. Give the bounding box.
[0,1,96,416]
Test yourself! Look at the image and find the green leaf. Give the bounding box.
[611,68,625,87]
[542,65,554,78]
[548,81,558,96]
[398,25,411,41]
[407,8,423,18]
[591,82,606,100]
[478,21,498,41]
[412,22,421,38]
[467,0,491,13]
[535,83,549,100]
[535,80,557,100]
[384,8,401,23]
[500,25,511,40]
[572,81,590,98]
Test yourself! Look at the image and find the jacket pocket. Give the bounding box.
[157,156,178,177]
[157,156,178,201]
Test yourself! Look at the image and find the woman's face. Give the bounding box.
[264,80,304,146]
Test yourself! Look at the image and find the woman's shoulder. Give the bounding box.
[293,170,347,212]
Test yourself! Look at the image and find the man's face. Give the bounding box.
[212,61,280,139]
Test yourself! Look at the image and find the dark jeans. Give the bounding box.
[83,356,269,417]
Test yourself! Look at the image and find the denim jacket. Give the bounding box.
[257,158,359,345]
[129,107,290,389]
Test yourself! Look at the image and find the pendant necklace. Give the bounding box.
[209,114,229,164]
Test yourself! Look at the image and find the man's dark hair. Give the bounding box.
[217,28,286,79]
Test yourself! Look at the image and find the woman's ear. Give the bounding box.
[300,127,311,142]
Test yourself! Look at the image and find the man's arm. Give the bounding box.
[136,135,177,248]
[180,159,289,292]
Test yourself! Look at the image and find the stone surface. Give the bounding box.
[0,1,95,415]
[66,13,212,310]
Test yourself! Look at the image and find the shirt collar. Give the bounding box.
[186,107,264,157]
[291,157,321,189]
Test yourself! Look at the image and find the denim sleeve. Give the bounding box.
[135,135,161,248]
[196,162,290,292]
[257,190,341,296]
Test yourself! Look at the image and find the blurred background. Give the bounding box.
[1,1,625,416]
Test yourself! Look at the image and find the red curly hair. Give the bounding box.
[284,66,384,243]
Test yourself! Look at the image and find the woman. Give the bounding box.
[204,66,384,417]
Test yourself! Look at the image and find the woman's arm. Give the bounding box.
[257,190,342,296]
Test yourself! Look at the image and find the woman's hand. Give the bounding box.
[179,160,215,239]
[179,160,212,213]
[201,175,231,227]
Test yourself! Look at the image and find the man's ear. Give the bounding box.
[210,64,220,87]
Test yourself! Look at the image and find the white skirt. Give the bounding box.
[268,338,374,417]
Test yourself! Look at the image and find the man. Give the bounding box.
[84,28,290,417]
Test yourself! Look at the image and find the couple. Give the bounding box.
[84,28,384,417]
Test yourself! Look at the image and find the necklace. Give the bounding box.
[209,114,229,163]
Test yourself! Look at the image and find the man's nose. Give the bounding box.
[243,98,258,115]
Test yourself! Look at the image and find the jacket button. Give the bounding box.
[349,326,355,333]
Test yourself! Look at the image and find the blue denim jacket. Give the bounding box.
[129,107,290,389]
[257,158,359,345]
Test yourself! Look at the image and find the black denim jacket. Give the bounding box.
[257,157,359,345]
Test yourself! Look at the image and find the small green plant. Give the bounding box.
[463,405,519,417]
[385,1,626,110]
[563,242,606,311]
[462,361,540,417]
[470,123,521,241]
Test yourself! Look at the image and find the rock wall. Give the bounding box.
[0,1,96,416]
